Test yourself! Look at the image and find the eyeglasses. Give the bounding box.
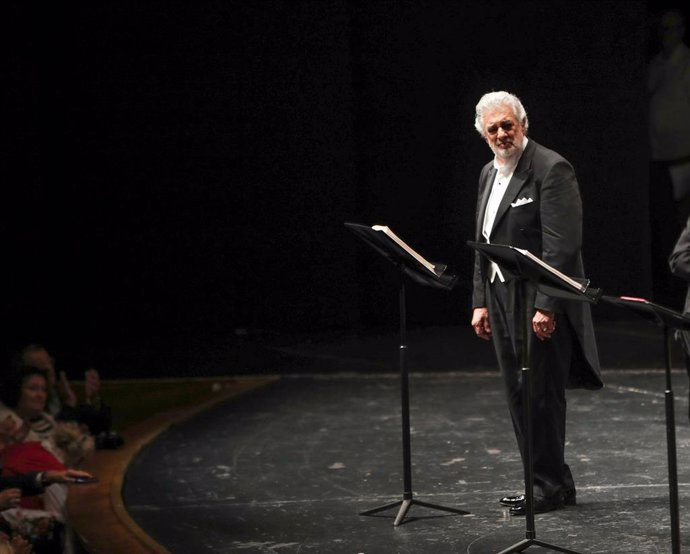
[486,120,515,135]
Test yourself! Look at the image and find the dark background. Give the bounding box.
[1,0,685,377]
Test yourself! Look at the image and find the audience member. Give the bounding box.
[17,345,123,449]
[0,368,58,446]
[648,7,690,307]
[649,8,690,212]
[0,367,95,554]
[0,367,94,465]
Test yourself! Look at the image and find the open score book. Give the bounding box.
[371,225,445,277]
[513,247,587,293]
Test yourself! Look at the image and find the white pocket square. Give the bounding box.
[510,197,534,208]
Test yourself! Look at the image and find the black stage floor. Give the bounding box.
[123,321,690,553]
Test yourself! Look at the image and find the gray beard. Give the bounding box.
[493,145,523,174]
[493,142,521,160]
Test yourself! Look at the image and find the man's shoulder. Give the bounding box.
[479,160,494,176]
[529,140,570,167]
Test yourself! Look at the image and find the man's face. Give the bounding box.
[18,374,48,417]
[482,106,526,162]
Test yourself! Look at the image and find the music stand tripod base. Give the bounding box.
[357,271,470,526]
[345,223,468,526]
[497,538,583,554]
[360,494,470,527]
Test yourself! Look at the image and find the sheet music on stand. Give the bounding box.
[345,223,457,290]
[469,241,601,303]
[604,295,690,330]
[344,221,465,526]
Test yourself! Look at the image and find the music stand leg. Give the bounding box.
[497,279,583,553]
[663,326,681,554]
[498,539,583,554]
[359,270,470,526]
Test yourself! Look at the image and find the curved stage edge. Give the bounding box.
[111,370,690,554]
[65,376,277,554]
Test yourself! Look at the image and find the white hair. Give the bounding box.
[474,91,529,137]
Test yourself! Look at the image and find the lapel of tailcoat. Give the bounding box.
[476,166,496,240]
[487,140,537,239]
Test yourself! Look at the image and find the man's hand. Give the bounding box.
[0,488,21,510]
[57,370,78,408]
[44,469,94,484]
[472,307,492,340]
[0,415,29,448]
[532,309,556,341]
[10,534,32,554]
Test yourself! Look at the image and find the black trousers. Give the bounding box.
[487,278,574,501]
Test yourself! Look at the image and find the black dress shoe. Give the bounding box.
[509,496,564,516]
[500,489,576,507]
[499,494,525,507]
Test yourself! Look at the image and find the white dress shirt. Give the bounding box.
[482,138,528,282]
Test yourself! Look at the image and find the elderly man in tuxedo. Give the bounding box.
[470,91,602,515]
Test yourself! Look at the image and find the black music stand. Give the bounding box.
[468,241,601,554]
[601,295,690,554]
[345,222,469,526]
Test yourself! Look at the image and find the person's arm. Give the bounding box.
[57,371,78,408]
[535,159,583,313]
[0,473,43,496]
[471,170,493,340]
[1,469,95,497]
[528,159,582,340]
[669,217,690,281]
[41,469,94,485]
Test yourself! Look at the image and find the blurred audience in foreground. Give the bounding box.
[1,366,96,554]
[17,345,123,450]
